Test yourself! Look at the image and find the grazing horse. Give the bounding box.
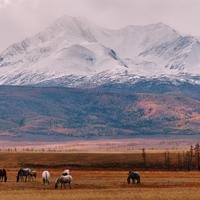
[127,171,141,184]
[29,171,37,181]
[55,175,72,189]
[62,169,70,176]
[42,171,50,185]
[16,168,32,182]
[0,169,7,182]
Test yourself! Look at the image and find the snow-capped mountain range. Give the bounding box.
[1,15,200,87]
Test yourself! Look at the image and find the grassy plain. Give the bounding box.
[0,153,200,200]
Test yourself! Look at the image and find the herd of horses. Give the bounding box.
[15,168,73,189]
[0,168,140,189]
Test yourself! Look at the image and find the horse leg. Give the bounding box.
[69,182,71,189]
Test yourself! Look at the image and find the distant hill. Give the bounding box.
[0,82,200,141]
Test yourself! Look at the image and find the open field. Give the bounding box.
[0,152,188,170]
[1,170,200,200]
[0,153,200,200]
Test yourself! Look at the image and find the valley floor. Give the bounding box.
[1,135,200,152]
[1,170,200,200]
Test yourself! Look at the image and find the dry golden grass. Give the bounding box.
[1,171,200,200]
[0,152,181,170]
[0,153,200,200]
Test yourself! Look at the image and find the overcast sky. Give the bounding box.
[0,0,200,51]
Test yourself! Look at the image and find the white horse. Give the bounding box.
[42,171,50,185]
[55,175,72,189]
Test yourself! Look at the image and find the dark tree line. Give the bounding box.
[141,144,200,171]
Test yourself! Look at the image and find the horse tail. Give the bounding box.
[70,175,73,183]
[3,169,7,182]
[44,171,48,184]
[45,172,48,181]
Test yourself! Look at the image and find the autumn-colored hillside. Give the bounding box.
[0,81,200,141]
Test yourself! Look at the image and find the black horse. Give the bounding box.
[0,169,7,182]
[16,168,32,182]
[127,171,141,184]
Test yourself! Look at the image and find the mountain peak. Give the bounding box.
[0,16,200,87]
[53,15,89,26]
[49,15,94,32]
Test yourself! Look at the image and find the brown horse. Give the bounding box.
[0,169,7,182]
[29,171,37,181]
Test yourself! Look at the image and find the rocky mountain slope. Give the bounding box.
[1,16,200,140]
[0,16,200,87]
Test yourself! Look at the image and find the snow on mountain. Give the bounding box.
[0,15,200,87]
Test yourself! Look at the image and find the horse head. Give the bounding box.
[16,175,19,182]
[16,169,22,182]
[127,175,131,184]
[55,178,60,189]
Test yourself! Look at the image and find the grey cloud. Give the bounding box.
[0,0,200,51]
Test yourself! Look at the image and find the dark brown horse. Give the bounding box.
[127,171,141,184]
[0,169,7,182]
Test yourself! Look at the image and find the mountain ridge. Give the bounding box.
[1,15,200,87]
